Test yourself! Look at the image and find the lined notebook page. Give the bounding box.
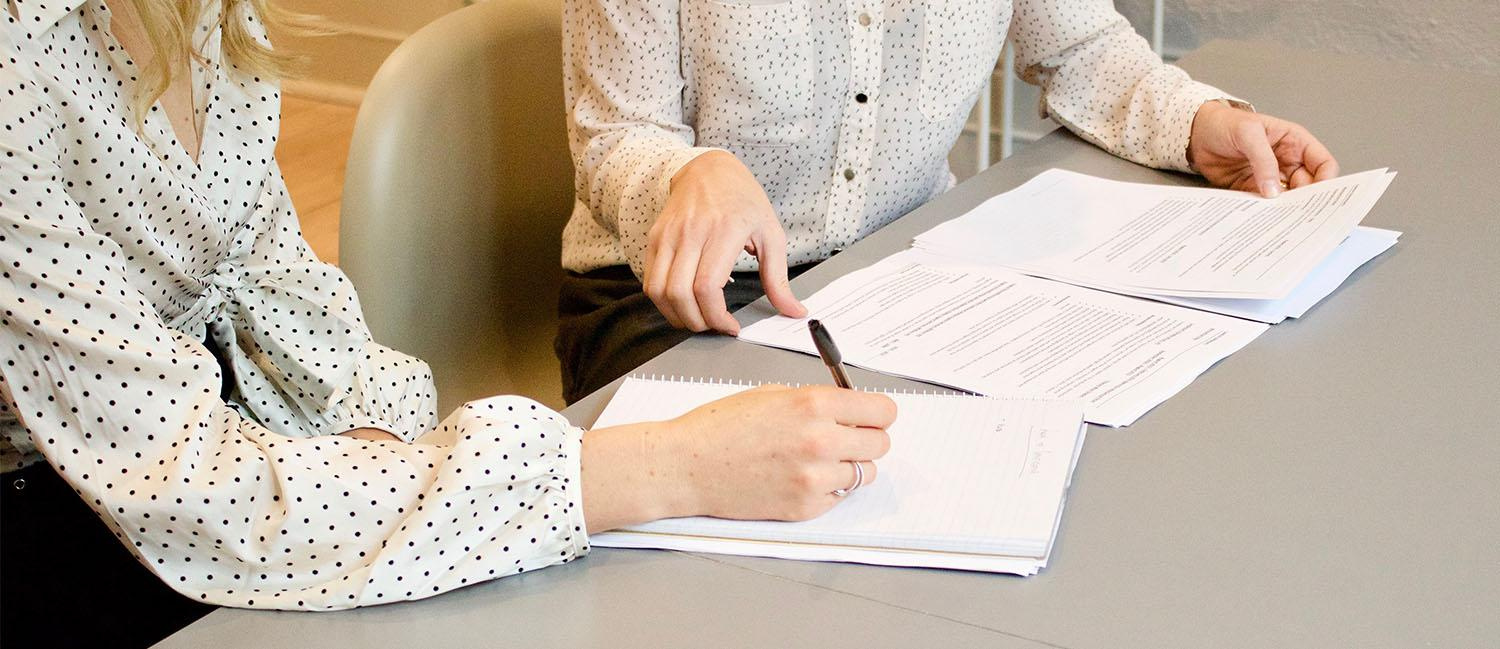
[591,377,1086,559]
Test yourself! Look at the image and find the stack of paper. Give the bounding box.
[739,168,1398,426]
[912,169,1399,323]
[738,250,1267,427]
[590,376,1088,576]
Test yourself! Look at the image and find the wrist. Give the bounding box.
[670,149,737,192]
[645,418,706,519]
[1187,99,1231,171]
[579,421,701,532]
[1187,98,1254,171]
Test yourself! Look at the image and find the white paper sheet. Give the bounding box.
[738,249,1268,427]
[1145,227,1400,322]
[588,377,1087,575]
[914,168,1396,300]
[593,530,1051,575]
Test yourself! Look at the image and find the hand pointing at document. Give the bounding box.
[644,150,808,334]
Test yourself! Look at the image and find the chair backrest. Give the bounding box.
[339,0,573,413]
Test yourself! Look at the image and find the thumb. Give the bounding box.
[753,226,807,318]
[1237,120,1283,198]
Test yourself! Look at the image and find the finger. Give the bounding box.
[1299,130,1340,182]
[694,235,747,335]
[752,223,807,318]
[796,385,898,428]
[821,423,892,461]
[644,242,684,329]
[665,242,709,332]
[1288,165,1314,189]
[822,460,878,494]
[1236,119,1284,198]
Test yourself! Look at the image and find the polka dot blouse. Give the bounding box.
[560,0,1241,277]
[0,0,588,610]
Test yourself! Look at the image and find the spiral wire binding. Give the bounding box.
[625,374,1063,404]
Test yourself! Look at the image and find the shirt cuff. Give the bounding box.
[318,343,439,443]
[1158,80,1254,174]
[621,145,730,278]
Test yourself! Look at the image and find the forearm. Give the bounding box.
[564,0,727,275]
[1010,1,1236,172]
[579,421,698,533]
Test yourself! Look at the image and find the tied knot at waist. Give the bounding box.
[209,261,244,292]
[170,260,370,413]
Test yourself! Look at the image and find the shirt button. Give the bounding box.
[843,168,856,181]
[857,13,871,26]
[855,92,869,104]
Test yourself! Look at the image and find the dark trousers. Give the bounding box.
[555,263,813,404]
[1,462,214,648]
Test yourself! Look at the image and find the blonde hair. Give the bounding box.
[129,0,315,116]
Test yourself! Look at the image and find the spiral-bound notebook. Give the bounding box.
[589,376,1088,575]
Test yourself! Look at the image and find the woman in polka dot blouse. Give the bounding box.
[555,0,1340,402]
[0,1,898,646]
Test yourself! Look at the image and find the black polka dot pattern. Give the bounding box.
[0,0,589,609]
[560,0,1238,277]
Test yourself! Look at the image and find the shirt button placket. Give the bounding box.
[827,2,882,254]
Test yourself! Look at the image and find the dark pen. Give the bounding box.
[808,319,854,390]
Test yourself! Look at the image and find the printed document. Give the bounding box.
[914,168,1396,300]
[738,249,1267,427]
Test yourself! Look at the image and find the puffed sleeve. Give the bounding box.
[1009,0,1249,172]
[0,47,589,610]
[563,0,723,277]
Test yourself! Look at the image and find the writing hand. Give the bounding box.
[580,385,897,532]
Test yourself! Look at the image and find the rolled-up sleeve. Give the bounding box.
[564,0,722,277]
[1009,0,1246,172]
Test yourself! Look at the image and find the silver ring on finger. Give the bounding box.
[830,460,865,497]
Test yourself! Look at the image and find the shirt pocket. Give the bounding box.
[918,0,1006,122]
[686,0,814,147]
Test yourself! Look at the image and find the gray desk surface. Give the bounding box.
[159,41,1499,649]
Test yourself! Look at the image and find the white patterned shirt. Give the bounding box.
[1,0,587,610]
[561,0,1239,276]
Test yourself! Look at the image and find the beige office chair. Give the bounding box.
[339,0,573,414]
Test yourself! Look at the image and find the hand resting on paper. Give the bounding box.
[1188,100,1341,198]
[579,385,895,533]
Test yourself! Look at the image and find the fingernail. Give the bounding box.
[1259,180,1281,198]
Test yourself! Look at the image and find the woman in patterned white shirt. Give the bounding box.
[555,0,1341,402]
[0,1,897,646]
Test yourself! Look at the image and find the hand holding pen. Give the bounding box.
[807,319,872,497]
[808,319,853,390]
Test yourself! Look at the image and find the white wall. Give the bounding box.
[1118,0,1500,74]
